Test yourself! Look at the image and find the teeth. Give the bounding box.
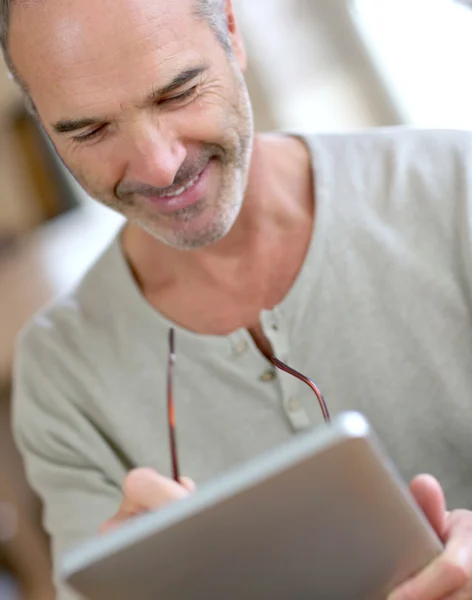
[166,173,200,198]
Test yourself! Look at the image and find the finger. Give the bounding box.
[388,536,472,600]
[123,468,191,513]
[111,468,191,524]
[180,476,197,493]
[440,514,472,600]
[410,474,447,539]
[442,584,472,600]
[388,559,465,600]
[99,504,146,535]
[99,501,144,535]
[99,518,123,535]
[100,469,195,535]
[99,503,150,535]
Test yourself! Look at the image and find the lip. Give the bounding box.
[143,161,212,215]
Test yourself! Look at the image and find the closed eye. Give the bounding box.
[70,86,198,144]
[72,124,108,144]
[161,86,198,105]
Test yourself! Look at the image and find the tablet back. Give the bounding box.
[61,412,442,600]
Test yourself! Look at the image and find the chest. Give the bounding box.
[144,224,313,356]
[100,217,472,509]
[96,240,472,513]
[112,317,472,510]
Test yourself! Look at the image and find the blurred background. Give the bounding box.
[0,0,471,597]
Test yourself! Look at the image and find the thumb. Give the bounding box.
[100,469,196,535]
[123,468,191,512]
[180,476,197,493]
[410,474,447,540]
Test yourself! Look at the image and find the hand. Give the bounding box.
[388,474,472,600]
[100,468,196,534]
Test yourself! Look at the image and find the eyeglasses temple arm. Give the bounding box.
[271,357,331,424]
[168,328,180,482]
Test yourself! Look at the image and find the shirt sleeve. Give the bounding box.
[11,322,126,600]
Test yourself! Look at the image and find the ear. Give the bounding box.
[224,0,247,71]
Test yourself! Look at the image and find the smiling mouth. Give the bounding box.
[140,159,213,215]
[159,167,206,199]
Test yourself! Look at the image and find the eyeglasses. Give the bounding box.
[166,327,331,483]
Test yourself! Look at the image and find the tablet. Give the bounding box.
[60,412,442,600]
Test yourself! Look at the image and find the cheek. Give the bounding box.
[172,86,242,141]
[62,147,119,198]
[197,92,250,150]
[172,104,226,145]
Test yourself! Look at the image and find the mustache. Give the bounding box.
[116,144,225,200]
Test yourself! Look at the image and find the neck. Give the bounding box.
[122,132,313,290]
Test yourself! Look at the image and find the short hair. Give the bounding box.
[0,0,229,84]
[194,0,231,51]
[0,0,14,74]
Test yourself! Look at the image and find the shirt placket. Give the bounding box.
[261,309,312,432]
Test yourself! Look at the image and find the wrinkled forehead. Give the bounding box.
[9,0,203,108]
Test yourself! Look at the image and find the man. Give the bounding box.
[3,0,472,597]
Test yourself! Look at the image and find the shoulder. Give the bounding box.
[12,237,126,430]
[17,234,127,352]
[308,126,472,160]
[307,126,472,191]
[303,127,472,287]
[306,127,472,214]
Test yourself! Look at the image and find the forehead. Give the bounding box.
[10,0,208,113]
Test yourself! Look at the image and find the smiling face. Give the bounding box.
[9,0,254,249]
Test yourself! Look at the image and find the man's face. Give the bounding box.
[9,0,254,249]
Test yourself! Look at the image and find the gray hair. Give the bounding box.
[0,0,13,74]
[194,0,231,51]
[0,0,230,84]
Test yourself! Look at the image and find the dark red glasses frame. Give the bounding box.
[167,327,331,482]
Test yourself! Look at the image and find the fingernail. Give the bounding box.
[180,476,197,492]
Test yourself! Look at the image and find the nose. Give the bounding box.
[124,124,187,189]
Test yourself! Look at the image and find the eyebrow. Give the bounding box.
[51,64,209,135]
[52,117,100,134]
[146,64,208,104]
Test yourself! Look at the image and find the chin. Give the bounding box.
[137,202,241,251]
[167,218,235,251]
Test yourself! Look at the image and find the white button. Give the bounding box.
[283,398,311,430]
[286,397,301,413]
[234,340,249,356]
[260,369,276,382]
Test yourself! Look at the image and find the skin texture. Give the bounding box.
[7,1,472,598]
[9,0,316,353]
[10,0,253,250]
